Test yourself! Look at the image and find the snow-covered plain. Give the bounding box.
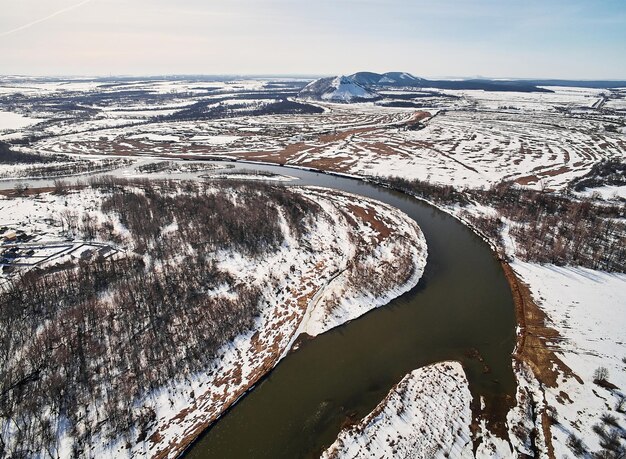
[0,111,39,130]
[2,77,625,458]
[27,85,624,191]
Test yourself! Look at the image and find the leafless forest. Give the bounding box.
[0,179,321,457]
[385,173,625,272]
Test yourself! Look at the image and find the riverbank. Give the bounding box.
[509,262,626,457]
[276,163,624,458]
[0,158,526,457]
[155,187,427,459]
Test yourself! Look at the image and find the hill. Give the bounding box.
[299,76,380,102]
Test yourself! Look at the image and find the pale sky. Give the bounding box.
[0,0,625,78]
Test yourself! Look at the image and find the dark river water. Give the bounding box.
[5,160,516,458]
[184,163,516,459]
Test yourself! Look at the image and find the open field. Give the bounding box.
[3,77,623,193]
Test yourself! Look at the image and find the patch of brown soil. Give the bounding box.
[470,392,516,451]
[515,175,540,186]
[299,157,353,173]
[346,203,391,241]
[502,262,577,388]
[266,142,311,163]
[410,111,432,122]
[541,165,571,177]
[238,142,355,172]
[318,127,375,143]
[223,150,282,163]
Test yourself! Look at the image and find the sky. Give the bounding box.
[0,0,625,78]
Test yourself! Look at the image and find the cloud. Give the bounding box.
[0,0,95,38]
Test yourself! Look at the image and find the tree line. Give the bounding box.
[383,175,625,272]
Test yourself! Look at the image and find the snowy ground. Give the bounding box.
[0,110,40,131]
[19,84,623,192]
[575,184,626,201]
[511,261,626,457]
[321,362,474,459]
[2,77,625,458]
[0,182,426,458]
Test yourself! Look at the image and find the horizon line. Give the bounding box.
[2,73,626,82]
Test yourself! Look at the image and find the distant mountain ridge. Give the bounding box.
[297,71,554,102]
[349,71,427,87]
[298,71,626,102]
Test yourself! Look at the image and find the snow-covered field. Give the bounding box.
[0,110,43,140]
[511,262,626,457]
[2,76,625,458]
[0,111,40,130]
[20,84,623,192]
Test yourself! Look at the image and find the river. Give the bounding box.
[4,159,517,458]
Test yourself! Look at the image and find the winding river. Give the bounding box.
[4,160,517,458]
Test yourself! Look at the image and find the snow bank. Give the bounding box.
[295,187,427,337]
[322,361,473,459]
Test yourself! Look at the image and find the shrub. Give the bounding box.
[567,433,587,457]
[594,367,610,382]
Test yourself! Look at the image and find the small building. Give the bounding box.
[2,230,17,242]
[80,249,94,260]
